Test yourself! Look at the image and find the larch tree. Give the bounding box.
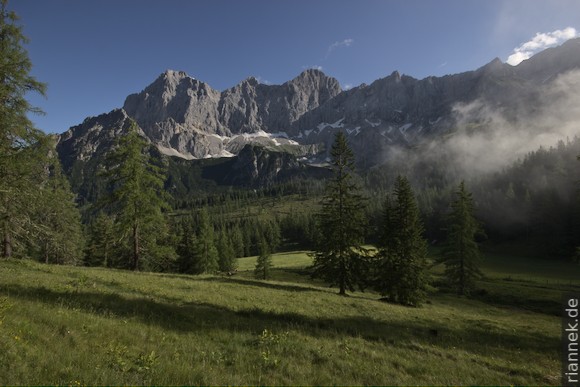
[440,181,483,295]
[0,0,47,258]
[311,131,368,295]
[34,153,84,265]
[103,121,174,271]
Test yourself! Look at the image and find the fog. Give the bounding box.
[439,69,580,177]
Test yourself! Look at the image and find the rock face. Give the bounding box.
[118,68,341,160]
[57,38,580,172]
[57,108,134,171]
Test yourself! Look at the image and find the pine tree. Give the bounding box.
[103,121,174,271]
[311,132,368,295]
[440,181,483,295]
[374,176,429,306]
[254,238,272,280]
[0,0,47,258]
[194,208,219,274]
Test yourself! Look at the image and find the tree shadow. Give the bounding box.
[0,282,557,374]
[196,276,331,294]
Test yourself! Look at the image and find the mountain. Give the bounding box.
[56,38,580,185]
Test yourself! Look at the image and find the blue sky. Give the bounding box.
[10,0,580,134]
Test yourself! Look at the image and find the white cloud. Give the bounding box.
[343,84,353,90]
[506,27,578,65]
[255,76,271,85]
[325,38,354,58]
[302,65,323,71]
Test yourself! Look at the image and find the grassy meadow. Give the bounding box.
[0,250,577,385]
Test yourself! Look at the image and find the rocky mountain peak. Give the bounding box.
[288,69,342,92]
[476,57,507,75]
[515,37,580,82]
[57,37,580,173]
[242,76,260,86]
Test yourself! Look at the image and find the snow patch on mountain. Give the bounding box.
[157,145,196,160]
[365,118,381,127]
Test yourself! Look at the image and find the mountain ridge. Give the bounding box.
[57,38,580,173]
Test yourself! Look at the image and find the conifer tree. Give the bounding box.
[217,228,236,272]
[0,0,47,258]
[374,176,429,306]
[103,121,174,271]
[176,218,197,274]
[230,224,245,258]
[440,181,483,295]
[194,208,219,274]
[311,132,368,295]
[254,238,272,280]
[85,212,116,267]
[35,155,84,265]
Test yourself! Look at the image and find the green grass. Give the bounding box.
[0,250,570,385]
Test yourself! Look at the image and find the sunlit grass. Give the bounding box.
[0,251,567,385]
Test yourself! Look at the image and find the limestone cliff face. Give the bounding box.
[106,68,341,161]
[57,38,580,170]
[57,108,134,171]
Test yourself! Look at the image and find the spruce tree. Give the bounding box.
[254,238,272,280]
[103,121,174,271]
[0,0,47,258]
[176,218,197,274]
[440,181,483,295]
[230,224,245,259]
[311,132,368,295]
[217,228,236,272]
[194,208,219,274]
[374,176,429,306]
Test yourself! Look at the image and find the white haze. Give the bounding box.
[431,69,580,177]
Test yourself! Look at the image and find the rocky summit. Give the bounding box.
[57,37,580,171]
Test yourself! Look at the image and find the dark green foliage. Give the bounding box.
[311,132,368,295]
[0,0,47,258]
[440,181,483,295]
[34,155,85,265]
[254,238,272,280]
[280,211,318,249]
[374,176,429,306]
[176,219,197,274]
[230,225,245,259]
[217,228,236,272]
[194,208,219,274]
[102,122,176,271]
[85,212,116,267]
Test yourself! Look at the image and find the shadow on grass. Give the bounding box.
[196,276,329,294]
[472,278,580,316]
[0,282,557,371]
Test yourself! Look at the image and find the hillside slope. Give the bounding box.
[0,254,568,385]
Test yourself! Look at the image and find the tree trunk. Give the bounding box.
[132,223,139,271]
[2,228,12,258]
